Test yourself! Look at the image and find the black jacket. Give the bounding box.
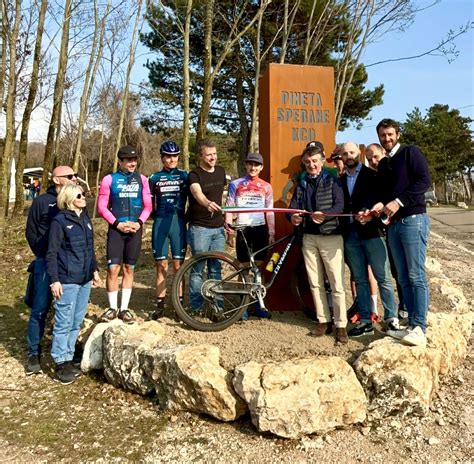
[25,185,59,258]
[341,164,384,240]
[46,209,97,285]
[377,144,431,219]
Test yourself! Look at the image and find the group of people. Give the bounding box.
[24,179,41,199]
[24,116,431,384]
[290,118,431,347]
[24,138,238,384]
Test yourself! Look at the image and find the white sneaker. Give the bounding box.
[400,326,426,347]
[385,318,400,331]
[387,325,412,340]
[399,309,409,319]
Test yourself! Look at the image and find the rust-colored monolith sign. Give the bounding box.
[259,63,335,311]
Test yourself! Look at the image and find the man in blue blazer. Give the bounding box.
[340,142,399,337]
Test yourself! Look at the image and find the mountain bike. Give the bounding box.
[171,225,327,331]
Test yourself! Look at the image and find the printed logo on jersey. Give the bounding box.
[117,181,139,198]
[161,186,180,192]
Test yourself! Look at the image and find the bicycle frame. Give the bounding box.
[240,227,301,289]
[171,226,305,330]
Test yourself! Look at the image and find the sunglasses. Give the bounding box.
[76,192,86,199]
[57,173,78,180]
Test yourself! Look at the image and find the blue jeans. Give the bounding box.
[51,282,91,364]
[387,214,430,331]
[344,229,397,324]
[187,225,225,310]
[27,258,52,357]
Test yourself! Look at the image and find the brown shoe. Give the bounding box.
[118,309,135,324]
[309,322,333,337]
[335,327,348,344]
[101,307,118,322]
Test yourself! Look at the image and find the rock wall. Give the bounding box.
[79,257,472,439]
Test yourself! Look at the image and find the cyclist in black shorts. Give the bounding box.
[97,146,152,323]
[225,152,275,320]
[149,141,188,319]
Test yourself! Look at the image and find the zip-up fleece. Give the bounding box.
[46,209,97,285]
[25,185,59,258]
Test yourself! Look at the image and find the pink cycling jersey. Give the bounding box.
[225,175,275,235]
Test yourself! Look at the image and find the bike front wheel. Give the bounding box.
[171,252,250,331]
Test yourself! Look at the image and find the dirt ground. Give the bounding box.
[0,216,472,462]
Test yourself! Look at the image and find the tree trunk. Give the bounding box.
[279,0,289,64]
[249,9,264,153]
[278,0,300,64]
[182,0,193,171]
[196,0,215,143]
[235,61,249,176]
[196,0,269,144]
[334,0,372,131]
[113,0,143,170]
[41,0,73,191]
[72,0,111,173]
[0,0,21,242]
[13,0,48,218]
[460,170,472,204]
[0,1,7,112]
[93,119,106,219]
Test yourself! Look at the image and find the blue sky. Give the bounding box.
[2,0,471,144]
[338,0,474,145]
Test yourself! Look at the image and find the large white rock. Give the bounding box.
[233,357,367,438]
[81,319,123,372]
[102,321,165,395]
[429,277,470,313]
[425,257,444,276]
[151,344,247,422]
[427,311,473,375]
[426,257,470,314]
[354,338,439,419]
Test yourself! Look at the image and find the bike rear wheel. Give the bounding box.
[171,252,250,331]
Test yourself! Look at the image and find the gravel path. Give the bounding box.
[0,219,472,462]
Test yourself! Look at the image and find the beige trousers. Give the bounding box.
[301,234,347,328]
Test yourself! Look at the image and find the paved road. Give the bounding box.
[428,206,474,251]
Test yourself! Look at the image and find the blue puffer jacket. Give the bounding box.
[25,185,59,258]
[46,209,97,285]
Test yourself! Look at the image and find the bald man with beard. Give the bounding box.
[25,165,79,376]
[364,143,386,171]
[340,142,399,338]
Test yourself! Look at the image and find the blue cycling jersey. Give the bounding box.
[149,168,188,218]
[108,171,144,222]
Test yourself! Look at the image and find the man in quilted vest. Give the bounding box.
[289,143,348,344]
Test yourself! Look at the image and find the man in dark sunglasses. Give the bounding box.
[25,165,78,376]
[56,172,78,180]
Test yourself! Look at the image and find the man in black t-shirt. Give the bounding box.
[186,138,227,310]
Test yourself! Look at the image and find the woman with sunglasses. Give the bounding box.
[46,184,101,385]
